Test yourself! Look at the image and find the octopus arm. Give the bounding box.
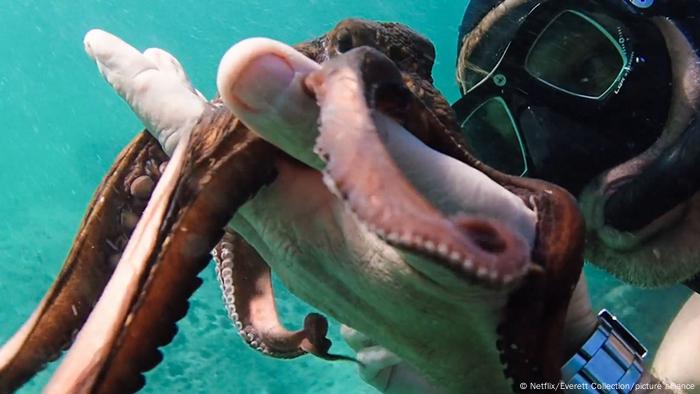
[304,46,586,391]
[214,231,353,361]
[306,47,531,287]
[43,110,277,393]
[0,131,167,393]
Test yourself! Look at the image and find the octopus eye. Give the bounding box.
[336,30,354,53]
[389,46,405,61]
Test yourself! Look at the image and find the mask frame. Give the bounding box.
[452,0,672,195]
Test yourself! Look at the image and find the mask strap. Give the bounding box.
[685,273,700,294]
[457,0,504,55]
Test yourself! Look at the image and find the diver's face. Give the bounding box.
[578,16,700,287]
[455,2,672,196]
[458,2,700,286]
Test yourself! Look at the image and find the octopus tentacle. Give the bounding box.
[44,126,193,394]
[302,44,585,389]
[304,46,531,287]
[498,181,585,392]
[371,41,585,387]
[44,109,278,393]
[213,230,353,361]
[361,47,584,388]
[0,131,166,393]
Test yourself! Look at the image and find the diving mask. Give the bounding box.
[452,0,672,196]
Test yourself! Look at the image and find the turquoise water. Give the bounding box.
[0,1,691,393]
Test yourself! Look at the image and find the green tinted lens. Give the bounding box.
[460,97,527,176]
[526,10,626,99]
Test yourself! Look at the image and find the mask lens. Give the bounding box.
[460,97,527,176]
[526,10,627,99]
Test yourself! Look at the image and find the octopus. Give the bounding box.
[0,20,585,393]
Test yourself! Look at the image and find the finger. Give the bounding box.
[356,345,403,376]
[358,346,447,394]
[143,47,206,101]
[84,29,207,155]
[84,29,155,86]
[217,37,323,169]
[340,325,377,351]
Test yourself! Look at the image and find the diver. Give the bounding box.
[344,1,700,392]
[453,0,700,293]
[454,0,700,386]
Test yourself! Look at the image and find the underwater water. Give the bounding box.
[0,1,692,393]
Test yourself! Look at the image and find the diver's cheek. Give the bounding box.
[217,38,324,170]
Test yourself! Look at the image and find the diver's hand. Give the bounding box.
[83,29,207,155]
[340,325,446,394]
[340,273,597,394]
[340,276,698,394]
[652,293,700,392]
